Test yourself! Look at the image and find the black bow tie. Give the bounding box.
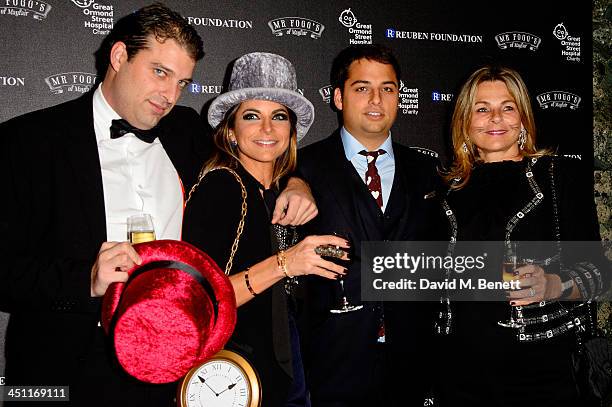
[110,119,158,144]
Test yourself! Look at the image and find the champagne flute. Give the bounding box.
[498,241,525,328]
[127,213,156,243]
[327,231,363,314]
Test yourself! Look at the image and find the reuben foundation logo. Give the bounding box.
[432,90,453,102]
[553,23,581,62]
[318,85,333,104]
[495,31,541,51]
[0,0,52,20]
[536,91,581,110]
[338,8,372,44]
[0,76,25,86]
[398,81,418,116]
[45,72,97,94]
[189,82,223,95]
[187,16,253,29]
[386,28,482,44]
[268,17,324,39]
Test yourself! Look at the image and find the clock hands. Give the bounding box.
[216,382,236,396]
[198,375,220,396]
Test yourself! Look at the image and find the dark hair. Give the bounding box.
[330,44,401,92]
[96,3,204,75]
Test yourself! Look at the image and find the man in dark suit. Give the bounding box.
[0,4,315,406]
[298,44,440,406]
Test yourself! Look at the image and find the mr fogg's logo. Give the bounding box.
[495,31,541,51]
[45,72,97,94]
[536,91,581,110]
[318,85,333,104]
[268,16,324,39]
[0,0,52,20]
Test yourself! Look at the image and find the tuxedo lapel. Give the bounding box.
[63,92,107,242]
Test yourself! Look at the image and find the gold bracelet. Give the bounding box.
[244,268,257,296]
[277,250,290,278]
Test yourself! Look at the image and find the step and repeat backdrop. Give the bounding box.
[0,0,592,379]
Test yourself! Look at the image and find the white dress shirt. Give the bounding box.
[92,84,183,242]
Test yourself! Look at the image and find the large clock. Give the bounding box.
[178,349,261,407]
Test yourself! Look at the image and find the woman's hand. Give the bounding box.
[507,265,563,306]
[284,235,349,280]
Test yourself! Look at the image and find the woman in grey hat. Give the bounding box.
[183,52,348,407]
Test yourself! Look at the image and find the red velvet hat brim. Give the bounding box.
[101,240,236,383]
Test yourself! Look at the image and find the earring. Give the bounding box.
[518,128,526,150]
[230,139,238,148]
[462,142,468,153]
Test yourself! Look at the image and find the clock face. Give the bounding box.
[179,350,260,407]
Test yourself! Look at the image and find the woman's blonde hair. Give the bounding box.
[201,102,298,188]
[444,65,548,189]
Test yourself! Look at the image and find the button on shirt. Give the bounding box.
[340,127,395,212]
[92,84,183,241]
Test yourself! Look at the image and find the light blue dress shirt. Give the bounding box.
[340,127,395,212]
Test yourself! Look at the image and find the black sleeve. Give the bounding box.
[182,169,244,275]
[0,117,98,313]
[555,158,609,298]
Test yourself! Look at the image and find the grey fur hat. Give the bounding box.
[207,52,315,141]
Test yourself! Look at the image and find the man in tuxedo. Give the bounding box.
[298,44,440,406]
[0,4,315,406]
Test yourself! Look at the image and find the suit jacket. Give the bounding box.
[297,131,441,406]
[0,89,209,406]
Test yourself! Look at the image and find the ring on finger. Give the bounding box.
[528,287,536,297]
[314,244,344,259]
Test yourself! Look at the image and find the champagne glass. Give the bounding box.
[497,241,525,328]
[328,231,363,314]
[127,213,156,243]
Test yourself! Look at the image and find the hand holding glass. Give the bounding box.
[127,213,156,244]
[498,242,525,328]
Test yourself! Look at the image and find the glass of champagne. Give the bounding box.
[127,213,156,243]
[498,241,525,328]
[328,231,363,314]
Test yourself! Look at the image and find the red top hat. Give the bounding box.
[101,240,236,384]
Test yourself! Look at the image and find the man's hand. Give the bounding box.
[272,177,318,226]
[90,242,141,297]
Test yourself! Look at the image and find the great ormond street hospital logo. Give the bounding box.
[0,0,52,20]
[552,23,581,63]
[268,17,324,39]
[338,8,372,44]
[71,0,95,7]
[338,8,357,28]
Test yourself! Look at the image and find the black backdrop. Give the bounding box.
[0,0,593,382]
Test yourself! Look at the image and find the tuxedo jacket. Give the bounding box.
[0,89,209,405]
[297,131,442,406]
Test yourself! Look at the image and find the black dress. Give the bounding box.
[437,156,606,407]
[183,165,292,407]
